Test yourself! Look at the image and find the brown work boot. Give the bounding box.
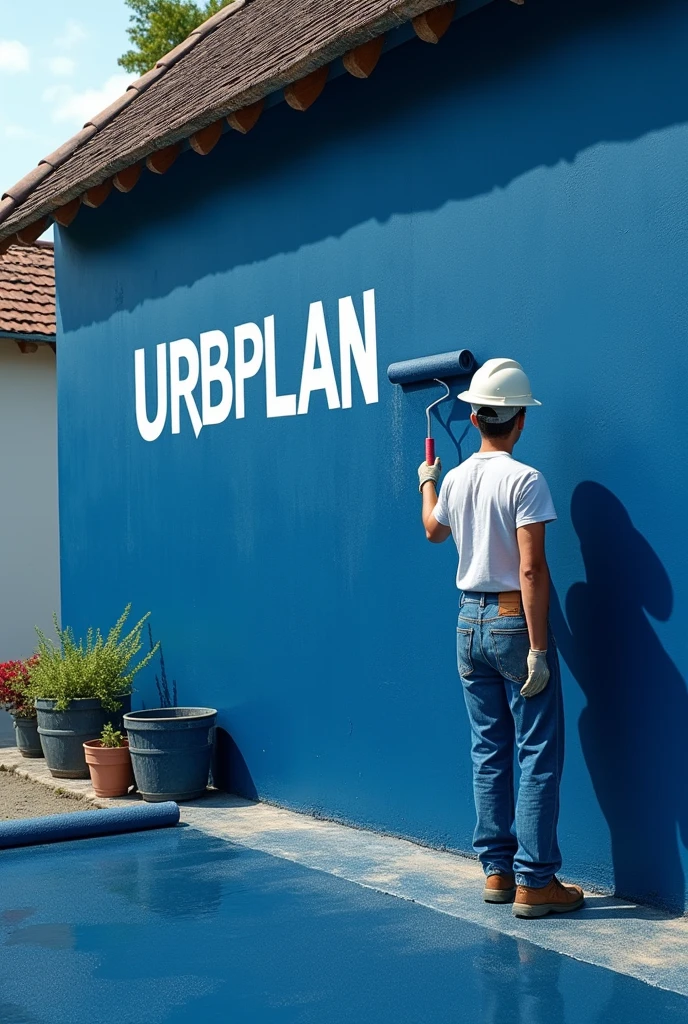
[483,873,516,903]
[512,876,584,918]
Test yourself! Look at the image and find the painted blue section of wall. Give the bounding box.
[55,0,688,910]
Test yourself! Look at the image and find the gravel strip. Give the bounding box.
[0,767,95,819]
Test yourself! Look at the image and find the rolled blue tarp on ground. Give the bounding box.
[0,801,180,849]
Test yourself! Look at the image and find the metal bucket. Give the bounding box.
[124,708,217,802]
[13,716,43,758]
[35,699,108,778]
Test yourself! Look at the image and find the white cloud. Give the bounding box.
[3,123,36,140]
[43,74,134,126]
[0,40,30,74]
[48,56,75,77]
[55,21,87,50]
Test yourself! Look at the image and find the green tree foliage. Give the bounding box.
[118,0,233,76]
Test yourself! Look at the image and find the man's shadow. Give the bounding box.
[550,482,688,913]
[474,932,564,1024]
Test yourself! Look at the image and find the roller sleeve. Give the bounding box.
[387,349,475,385]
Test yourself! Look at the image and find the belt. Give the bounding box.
[462,591,522,615]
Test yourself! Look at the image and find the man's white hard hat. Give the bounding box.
[458,358,542,407]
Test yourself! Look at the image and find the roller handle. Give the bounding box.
[425,438,436,466]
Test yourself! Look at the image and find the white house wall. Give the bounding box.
[0,343,59,742]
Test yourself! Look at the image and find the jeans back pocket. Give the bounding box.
[456,626,475,680]
[489,628,530,683]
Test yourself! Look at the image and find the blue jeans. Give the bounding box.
[457,592,564,888]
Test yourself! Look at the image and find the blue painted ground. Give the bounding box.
[1,828,686,1024]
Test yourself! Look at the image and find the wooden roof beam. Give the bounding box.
[53,197,81,227]
[189,118,224,155]
[227,99,264,134]
[343,36,385,79]
[82,179,113,209]
[15,218,49,246]
[113,163,142,193]
[146,143,181,175]
[284,66,329,112]
[413,2,456,43]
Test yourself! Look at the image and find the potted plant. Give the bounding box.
[0,657,42,758]
[28,604,159,779]
[84,723,134,798]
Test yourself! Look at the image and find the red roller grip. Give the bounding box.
[425,437,435,466]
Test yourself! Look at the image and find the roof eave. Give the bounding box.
[0,0,501,243]
[0,331,56,342]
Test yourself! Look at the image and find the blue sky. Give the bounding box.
[0,1,135,205]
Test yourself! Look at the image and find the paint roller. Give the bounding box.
[387,350,476,465]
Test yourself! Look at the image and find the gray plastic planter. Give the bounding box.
[105,693,132,733]
[35,699,108,779]
[124,707,217,802]
[13,716,43,758]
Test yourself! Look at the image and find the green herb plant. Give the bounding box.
[100,723,126,748]
[28,605,160,712]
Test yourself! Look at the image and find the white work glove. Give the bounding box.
[520,650,550,698]
[418,458,442,492]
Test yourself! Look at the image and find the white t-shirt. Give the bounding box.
[433,452,556,592]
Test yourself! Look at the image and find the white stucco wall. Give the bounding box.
[0,342,59,742]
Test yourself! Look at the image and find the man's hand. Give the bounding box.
[418,458,442,492]
[520,650,550,698]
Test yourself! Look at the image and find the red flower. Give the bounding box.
[0,658,36,718]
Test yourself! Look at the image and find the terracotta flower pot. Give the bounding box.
[83,739,134,798]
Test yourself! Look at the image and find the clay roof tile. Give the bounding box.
[0,243,56,337]
[40,127,99,171]
[2,164,53,204]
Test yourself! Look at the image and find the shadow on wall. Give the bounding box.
[551,483,688,913]
[212,727,258,801]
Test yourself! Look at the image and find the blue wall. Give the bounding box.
[56,0,688,911]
